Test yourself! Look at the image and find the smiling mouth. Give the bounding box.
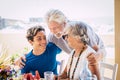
[39,44,47,47]
[55,32,63,38]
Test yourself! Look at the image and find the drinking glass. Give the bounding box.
[44,71,54,80]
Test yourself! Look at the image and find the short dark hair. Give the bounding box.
[26,25,45,41]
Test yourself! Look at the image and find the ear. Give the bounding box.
[63,22,66,27]
[28,40,33,45]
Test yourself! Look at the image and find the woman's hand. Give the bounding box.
[14,55,26,69]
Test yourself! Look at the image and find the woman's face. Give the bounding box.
[30,31,47,50]
[63,31,83,49]
[63,33,77,49]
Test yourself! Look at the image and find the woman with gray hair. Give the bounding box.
[57,21,101,80]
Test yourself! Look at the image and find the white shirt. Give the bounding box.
[67,45,96,80]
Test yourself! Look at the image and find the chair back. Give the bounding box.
[100,62,118,80]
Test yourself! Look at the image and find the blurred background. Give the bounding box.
[0,0,114,65]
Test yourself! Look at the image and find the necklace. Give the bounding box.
[68,47,85,79]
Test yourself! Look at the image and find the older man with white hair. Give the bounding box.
[45,9,106,61]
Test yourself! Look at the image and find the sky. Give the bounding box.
[0,0,114,21]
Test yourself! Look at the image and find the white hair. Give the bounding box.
[45,9,68,24]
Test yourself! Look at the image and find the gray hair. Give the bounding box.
[45,9,68,24]
[65,21,89,44]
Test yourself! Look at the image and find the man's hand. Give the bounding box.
[14,55,26,69]
[92,45,98,52]
[92,45,104,61]
[87,53,98,65]
[87,53,101,80]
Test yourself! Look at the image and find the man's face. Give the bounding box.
[31,31,47,50]
[48,21,65,38]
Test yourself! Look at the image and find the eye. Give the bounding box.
[62,34,68,40]
[37,37,42,41]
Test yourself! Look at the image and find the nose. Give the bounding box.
[50,29,58,34]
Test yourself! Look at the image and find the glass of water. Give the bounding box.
[44,71,54,80]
